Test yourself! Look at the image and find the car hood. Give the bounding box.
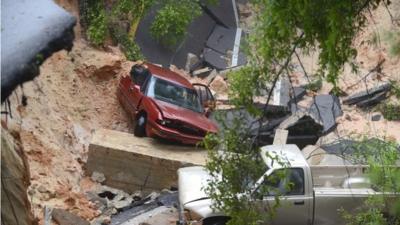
[154,99,218,133]
[178,166,211,205]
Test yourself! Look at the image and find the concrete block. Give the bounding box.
[86,129,207,194]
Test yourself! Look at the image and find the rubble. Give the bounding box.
[343,82,391,106]
[52,208,90,225]
[204,69,219,85]
[209,75,229,95]
[184,53,200,72]
[308,94,343,133]
[192,67,212,78]
[91,171,106,184]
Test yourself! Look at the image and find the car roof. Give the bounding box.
[145,63,193,89]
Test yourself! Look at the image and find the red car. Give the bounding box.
[117,63,218,145]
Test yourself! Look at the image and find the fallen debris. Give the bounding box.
[52,208,90,225]
[209,75,228,95]
[308,94,343,133]
[192,67,212,78]
[91,171,106,184]
[87,129,207,194]
[343,82,391,106]
[184,53,200,72]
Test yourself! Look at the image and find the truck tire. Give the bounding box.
[134,114,146,137]
[203,217,229,225]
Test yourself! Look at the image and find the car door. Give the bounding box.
[119,66,150,117]
[257,168,312,225]
[193,83,215,110]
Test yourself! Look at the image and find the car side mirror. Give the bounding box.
[130,84,141,92]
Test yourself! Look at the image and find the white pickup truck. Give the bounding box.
[178,144,391,225]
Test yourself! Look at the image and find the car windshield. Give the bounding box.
[147,76,203,113]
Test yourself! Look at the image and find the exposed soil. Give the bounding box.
[3,40,134,223]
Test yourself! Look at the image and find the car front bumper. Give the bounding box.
[147,121,205,145]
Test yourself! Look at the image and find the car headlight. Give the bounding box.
[156,119,173,126]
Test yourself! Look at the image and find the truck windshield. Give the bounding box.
[147,77,203,113]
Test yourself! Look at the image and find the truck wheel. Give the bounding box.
[203,217,229,225]
[134,114,146,137]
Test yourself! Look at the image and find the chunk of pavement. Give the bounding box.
[343,82,391,105]
[206,25,236,54]
[273,78,290,106]
[320,139,357,155]
[156,191,178,207]
[203,48,229,70]
[91,171,106,183]
[96,185,130,201]
[209,75,228,94]
[308,94,343,134]
[288,87,306,105]
[192,67,212,78]
[371,114,382,121]
[112,196,133,211]
[204,69,218,85]
[356,91,388,108]
[52,208,90,225]
[185,53,199,72]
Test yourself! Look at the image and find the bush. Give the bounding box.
[379,103,400,121]
[86,1,108,46]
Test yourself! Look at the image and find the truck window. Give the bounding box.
[259,168,305,196]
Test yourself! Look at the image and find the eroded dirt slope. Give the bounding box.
[4,40,134,222]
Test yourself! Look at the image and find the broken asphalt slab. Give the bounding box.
[110,191,178,225]
[135,0,238,68]
[343,82,391,106]
[308,94,343,134]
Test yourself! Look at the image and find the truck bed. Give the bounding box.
[310,165,368,188]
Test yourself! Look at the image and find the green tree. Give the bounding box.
[150,0,202,47]
[204,1,395,225]
[341,138,400,224]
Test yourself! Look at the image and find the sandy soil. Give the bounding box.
[3,40,134,223]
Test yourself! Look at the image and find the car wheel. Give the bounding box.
[134,114,147,137]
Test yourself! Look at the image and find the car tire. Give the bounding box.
[134,114,147,137]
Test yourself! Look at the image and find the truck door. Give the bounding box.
[259,168,312,225]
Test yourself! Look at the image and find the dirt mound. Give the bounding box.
[4,40,133,222]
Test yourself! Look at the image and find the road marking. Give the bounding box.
[231,27,242,67]
[273,79,282,105]
[232,0,240,27]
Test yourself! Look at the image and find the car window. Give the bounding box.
[258,168,304,196]
[130,65,150,87]
[147,77,204,113]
